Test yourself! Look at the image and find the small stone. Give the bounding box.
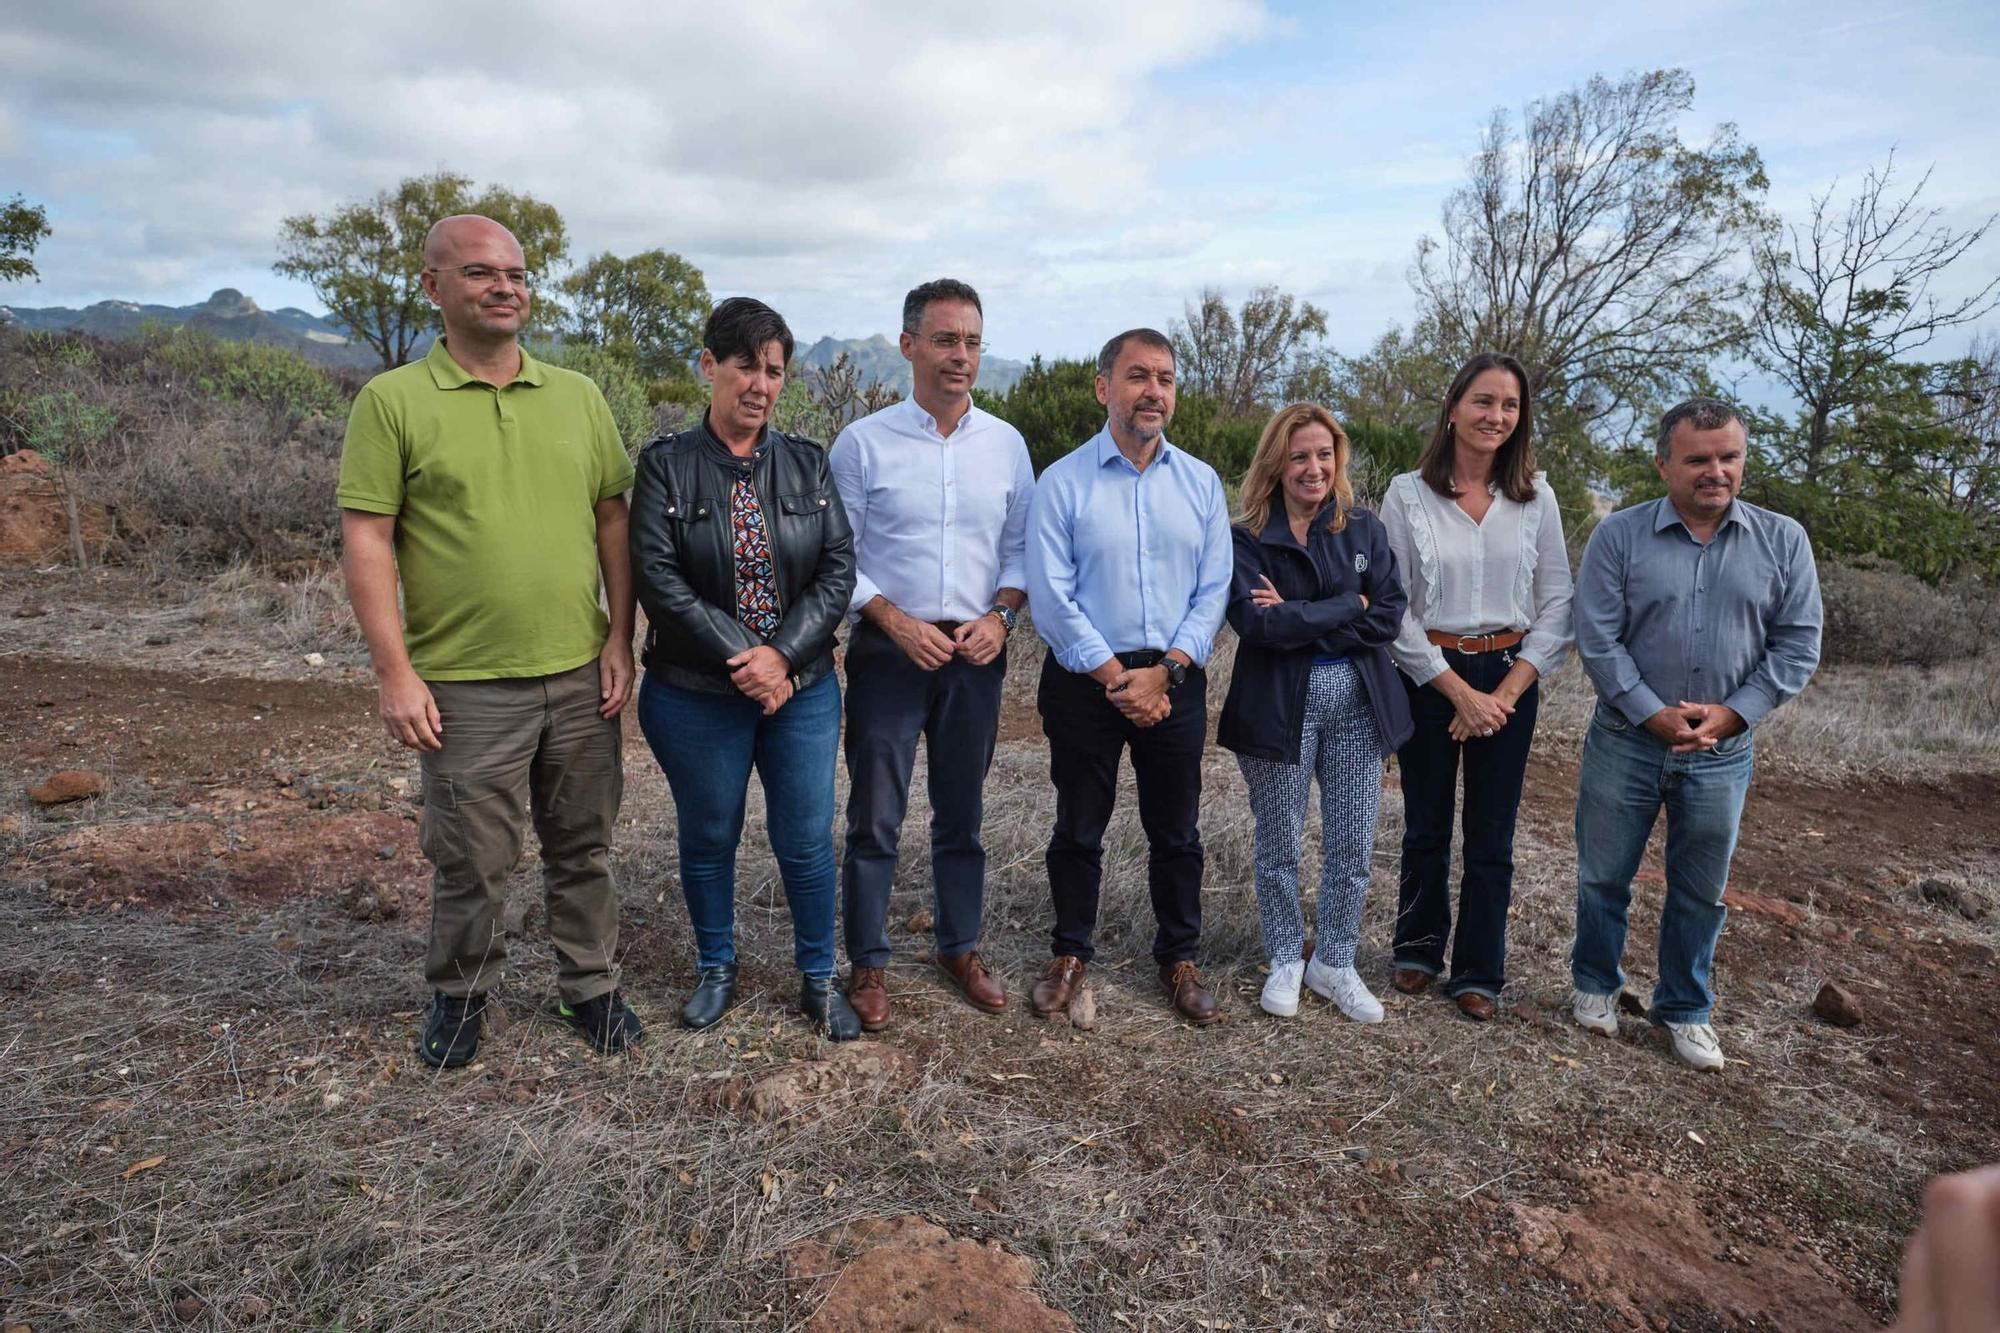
[144,633,172,646]
[304,652,325,668]
[28,769,108,805]
[1069,985,1098,1031]
[171,1295,206,1322]
[231,1295,273,1321]
[1812,980,1863,1028]
[1343,1146,1372,1163]
[13,603,47,618]
[251,700,276,714]
[376,844,397,860]
[904,909,934,933]
[1919,878,1988,921]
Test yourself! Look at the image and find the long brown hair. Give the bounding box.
[1239,402,1353,536]
[1416,353,1537,503]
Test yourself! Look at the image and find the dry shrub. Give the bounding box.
[1819,559,1991,667]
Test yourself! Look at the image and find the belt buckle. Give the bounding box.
[1456,634,1483,653]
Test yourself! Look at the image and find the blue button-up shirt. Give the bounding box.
[1026,427,1232,673]
[829,398,1035,622]
[1575,496,1822,729]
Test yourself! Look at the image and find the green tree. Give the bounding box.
[559,249,709,381]
[975,356,1104,474]
[1170,286,1328,419]
[1,194,53,282]
[274,171,568,370]
[1410,69,1770,467]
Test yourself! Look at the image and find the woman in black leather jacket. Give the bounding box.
[630,297,861,1039]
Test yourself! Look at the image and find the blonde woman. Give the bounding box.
[1218,404,1412,1020]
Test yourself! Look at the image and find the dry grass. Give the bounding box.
[5,598,1997,1329]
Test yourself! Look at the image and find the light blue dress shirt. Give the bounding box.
[1575,496,1822,729]
[829,398,1036,622]
[1026,427,1233,673]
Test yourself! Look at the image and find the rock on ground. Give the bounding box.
[742,1043,915,1122]
[1812,980,1864,1028]
[787,1215,1076,1332]
[28,768,108,804]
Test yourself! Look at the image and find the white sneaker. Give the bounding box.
[1572,989,1619,1036]
[1664,1021,1725,1072]
[1260,960,1304,1017]
[1305,958,1384,1023]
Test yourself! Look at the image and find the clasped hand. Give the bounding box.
[1643,701,1744,753]
[727,644,794,715]
[889,609,1005,670]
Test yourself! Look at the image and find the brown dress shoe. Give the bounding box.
[938,950,1007,1014]
[1030,956,1085,1016]
[1159,960,1222,1026]
[846,966,890,1032]
[1391,967,1434,996]
[1454,991,1497,1022]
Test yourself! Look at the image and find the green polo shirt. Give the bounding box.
[337,339,635,681]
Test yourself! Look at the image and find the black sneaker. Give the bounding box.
[559,989,645,1054]
[419,991,486,1069]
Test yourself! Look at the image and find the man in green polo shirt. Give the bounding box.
[338,213,643,1067]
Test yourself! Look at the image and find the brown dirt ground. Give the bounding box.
[4,637,1998,1330]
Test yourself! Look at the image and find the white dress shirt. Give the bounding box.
[829,397,1036,623]
[1380,471,1575,686]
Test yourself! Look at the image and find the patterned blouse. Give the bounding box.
[731,475,781,638]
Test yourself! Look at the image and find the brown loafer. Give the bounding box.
[1391,967,1434,996]
[846,966,890,1032]
[1454,991,1497,1022]
[1159,960,1222,1026]
[938,950,1007,1014]
[1030,956,1085,1016]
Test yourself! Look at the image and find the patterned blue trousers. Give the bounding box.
[1235,660,1384,968]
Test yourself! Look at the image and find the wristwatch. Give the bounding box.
[987,603,1018,634]
[1162,657,1188,689]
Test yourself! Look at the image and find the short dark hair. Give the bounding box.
[1656,397,1747,461]
[703,296,794,367]
[1097,327,1174,377]
[1415,352,1538,504]
[902,278,982,335]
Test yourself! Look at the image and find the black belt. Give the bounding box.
[1115,649,1166,668]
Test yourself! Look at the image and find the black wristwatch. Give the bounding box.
[1162,657,1188,689]
[987,603,1018,634]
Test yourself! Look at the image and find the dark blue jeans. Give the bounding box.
[636,672,841,978]
[1571,703,1754,1024]
[841,621,1006,969]
[1391,647,1540,998]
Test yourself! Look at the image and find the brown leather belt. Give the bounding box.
[1426,628,1525,653]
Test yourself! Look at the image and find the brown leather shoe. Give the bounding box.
[1391,967,1434,996]
[1454,991,1497,1022]
[1159,960,1222,1026]
[938,950,1007,1014]
[846,966,889,1032]
[1030,956,1084,1016]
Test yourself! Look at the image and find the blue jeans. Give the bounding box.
[1571,703,1754,1024]
[636,672,841,978]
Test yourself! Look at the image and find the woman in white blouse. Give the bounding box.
[1379,353,1574,1022]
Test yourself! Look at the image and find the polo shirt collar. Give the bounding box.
[423,338,546,390]
[1654,495,1749,535]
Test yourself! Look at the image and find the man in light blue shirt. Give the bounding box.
[1025,328,1232,1026]
[829,278,1035,1030]
[1569,397,1822,1072]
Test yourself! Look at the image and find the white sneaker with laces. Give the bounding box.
[1572,989,1619,1036]
[1260,959,1305,1017]
[1305,957,1384,1023]
[1664,1020,1725,1072]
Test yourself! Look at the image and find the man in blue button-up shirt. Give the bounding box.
[1569,398,1822,1072]
[829,278,1035,1030]
[1025,328,1233,1026]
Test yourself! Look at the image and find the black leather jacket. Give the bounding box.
[630,418,856,695]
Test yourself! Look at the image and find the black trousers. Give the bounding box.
[1038,650,1207,965]
[1390,645,1540,997]
[840,620,1006,968]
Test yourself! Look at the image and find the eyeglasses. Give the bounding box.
[428,264,534,288]
[922,333,986,353]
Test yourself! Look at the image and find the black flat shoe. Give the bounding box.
[680,964,738,1030]
[419,990,486,1068]
[799,974,861,1041]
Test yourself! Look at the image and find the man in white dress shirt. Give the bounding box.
[829,278,1036,1029]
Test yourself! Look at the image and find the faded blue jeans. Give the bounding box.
[637,672,842,978]
[1570,702,1755,1024]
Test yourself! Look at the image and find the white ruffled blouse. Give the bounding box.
[1379,471,1575,686]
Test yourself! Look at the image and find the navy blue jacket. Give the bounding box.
[1217,505,1414,764]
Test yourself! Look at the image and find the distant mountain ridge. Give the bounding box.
[1,291,1028,392]
[0,288,393,368]
[798,333,1027,396]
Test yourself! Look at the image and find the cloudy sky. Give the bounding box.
[5,0,1998,385]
